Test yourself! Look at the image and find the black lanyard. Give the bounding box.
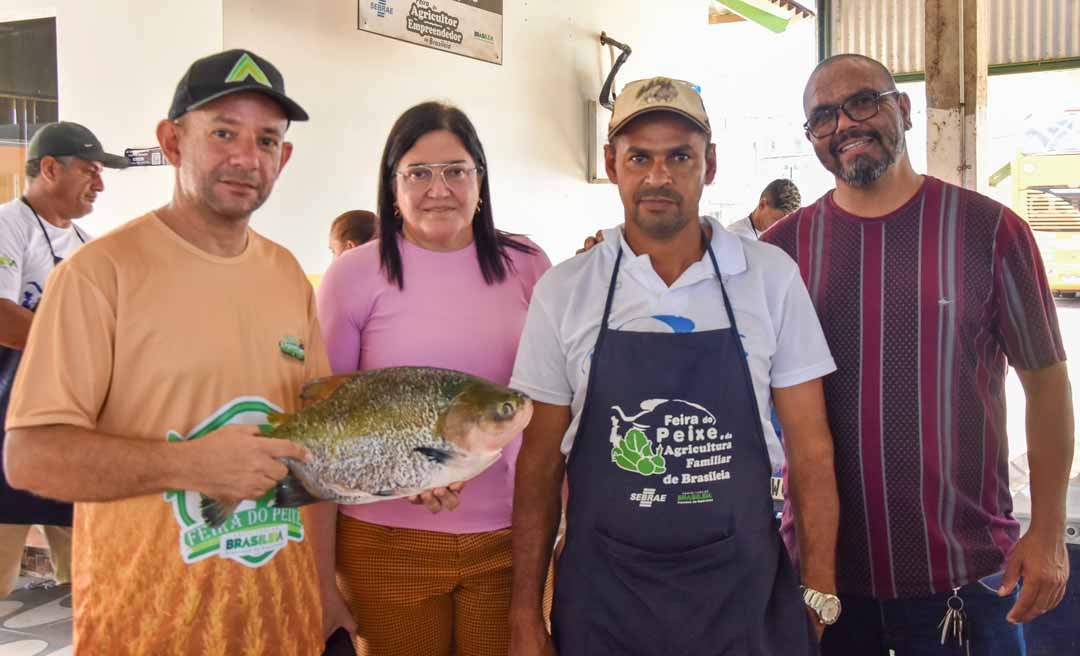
[21,197,86,265]
[747,214,759,239]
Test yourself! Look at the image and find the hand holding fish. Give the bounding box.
[408,481,466,513]
[181,424,312,506]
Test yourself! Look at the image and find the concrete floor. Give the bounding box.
[0,579,71,656]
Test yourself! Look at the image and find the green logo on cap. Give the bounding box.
[225,53,271,87]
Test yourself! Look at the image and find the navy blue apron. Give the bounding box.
[0,198,80,526]
[551,239,816,655]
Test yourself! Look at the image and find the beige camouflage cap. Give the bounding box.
[608,77,710,140]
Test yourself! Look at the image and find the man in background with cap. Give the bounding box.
[509,77,841,655]
[4,49,330,655]
[0,121,127,596]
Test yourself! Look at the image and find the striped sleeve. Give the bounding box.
[993,207,1066,370]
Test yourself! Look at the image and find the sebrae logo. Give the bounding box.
[163,397,303,568]
[629,487,667,508]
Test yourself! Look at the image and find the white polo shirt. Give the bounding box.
[726,215,760,240]
[0,198,89,310]
[510,216,835,470]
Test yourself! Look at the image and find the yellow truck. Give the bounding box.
[993,111,1080,296]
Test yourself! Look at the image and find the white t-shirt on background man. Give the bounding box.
[0,198,89,310]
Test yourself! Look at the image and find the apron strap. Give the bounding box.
[706,238,770,463]
[704,241,743,338]
[597,245,624,351]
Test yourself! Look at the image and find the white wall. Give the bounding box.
[223,0,821,272]
[2,0,823,272]
[0,0,224,234]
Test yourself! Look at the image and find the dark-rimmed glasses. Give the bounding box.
[804,89,900,139]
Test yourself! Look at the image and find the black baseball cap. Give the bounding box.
[168,49,309,121]
[26,122,129,169]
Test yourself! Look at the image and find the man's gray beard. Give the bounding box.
[840,154,890,187]
[838,134,904,187]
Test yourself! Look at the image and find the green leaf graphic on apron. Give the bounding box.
[611,428,666,476]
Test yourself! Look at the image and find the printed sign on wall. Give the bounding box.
[358,0,503,65]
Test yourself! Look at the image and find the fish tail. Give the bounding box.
[201,495,240,528]
[274,473,319,508]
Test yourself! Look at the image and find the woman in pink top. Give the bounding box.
[312,102,551,656]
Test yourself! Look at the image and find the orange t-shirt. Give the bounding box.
[7,212,330,656]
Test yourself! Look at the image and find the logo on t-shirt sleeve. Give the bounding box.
[278,335,305,362]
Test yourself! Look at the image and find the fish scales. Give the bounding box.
[198,366,534,527]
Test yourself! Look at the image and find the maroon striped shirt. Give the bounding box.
[763,176,1065,598]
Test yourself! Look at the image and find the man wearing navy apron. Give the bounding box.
[509,78,842,655]
[0,122,127,594]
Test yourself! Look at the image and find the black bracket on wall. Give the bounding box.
[598,32,632,111]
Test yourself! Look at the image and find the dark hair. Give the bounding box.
[24,155,71,179]
[331,210,378,246]
[761,178,802,215]
[24,158,42,178]
[376,102,536,289]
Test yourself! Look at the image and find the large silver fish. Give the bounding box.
[201,366,533,527]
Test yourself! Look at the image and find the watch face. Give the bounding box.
[820,597,841,624]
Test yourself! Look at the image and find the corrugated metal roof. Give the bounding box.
[830,0,923,75]
[829,0,1080,75]
[991,0,1080,65]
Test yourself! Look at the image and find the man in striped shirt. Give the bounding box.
[763,54,1073,655]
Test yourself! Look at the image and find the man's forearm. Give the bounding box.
[774,380,839,593]
[510,446,564,623]
[5,425,188,502]
[1019,363,1075,536]
[787,433,840,593]
[0,300,32,350]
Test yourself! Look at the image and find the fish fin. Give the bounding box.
[299,375,353,402]
[414,446,455,464]
[264,412,290,431]
[274,474,320,508]
[201,495,240,528]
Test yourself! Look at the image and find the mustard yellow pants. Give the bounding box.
[336,516,552,656]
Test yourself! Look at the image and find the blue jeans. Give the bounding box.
[821,574,1025,656]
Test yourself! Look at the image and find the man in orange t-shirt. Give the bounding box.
[4,49,328,655]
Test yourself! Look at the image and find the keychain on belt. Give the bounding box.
[937,587,971,655]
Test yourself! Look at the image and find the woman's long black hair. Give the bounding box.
[376,102,537,289]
